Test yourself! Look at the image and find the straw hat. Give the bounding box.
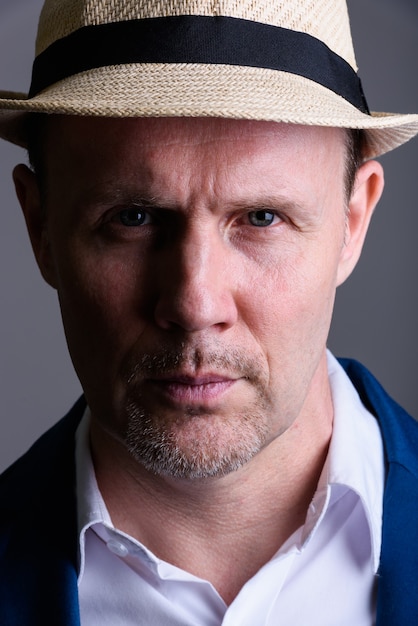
[0,0,417,157]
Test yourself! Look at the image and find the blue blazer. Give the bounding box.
[1,359,417,625]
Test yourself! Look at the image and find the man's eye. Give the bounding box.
[247,210,278,227]
[115,208,151,227]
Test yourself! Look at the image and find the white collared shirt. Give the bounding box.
[77,352,385,625]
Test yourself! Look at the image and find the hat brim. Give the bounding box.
[1,63,418,157]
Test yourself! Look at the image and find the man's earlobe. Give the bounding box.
[13,164,57,288]
[337,159,385,287]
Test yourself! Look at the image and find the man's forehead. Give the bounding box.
[40,115,347,218]
[40,116,348,210]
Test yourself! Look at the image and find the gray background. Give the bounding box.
[0,0,417,472]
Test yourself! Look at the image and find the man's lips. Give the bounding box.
[145,374,238,404]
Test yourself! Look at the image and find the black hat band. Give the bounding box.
[29,14,370,114]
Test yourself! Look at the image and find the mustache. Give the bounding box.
[123,342,265,385]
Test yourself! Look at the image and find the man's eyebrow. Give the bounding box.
[80,187,164,207]
[227,196,304,211]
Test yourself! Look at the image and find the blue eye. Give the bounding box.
[248,210,277,227]
[117,208,150,227]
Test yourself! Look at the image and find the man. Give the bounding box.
[0,0,418,624]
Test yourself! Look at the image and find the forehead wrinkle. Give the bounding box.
[76,156,317,221]
[126,118,289,147]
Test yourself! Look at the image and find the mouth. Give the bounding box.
[146,373,239,406]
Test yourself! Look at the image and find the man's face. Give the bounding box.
[27,117,358,478]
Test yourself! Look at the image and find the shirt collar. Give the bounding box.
[75,410,112,582]
[324,351,385,571]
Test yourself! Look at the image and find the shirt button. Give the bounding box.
[106,538,130,558]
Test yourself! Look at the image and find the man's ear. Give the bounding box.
[337,159,385,286]
[13,164,58,288]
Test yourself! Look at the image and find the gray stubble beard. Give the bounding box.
[125,400,270,480]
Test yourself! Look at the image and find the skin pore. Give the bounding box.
[13,117,384,603]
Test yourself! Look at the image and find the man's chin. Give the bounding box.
[124,406,269,480]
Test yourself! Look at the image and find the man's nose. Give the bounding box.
[153,224,239,333]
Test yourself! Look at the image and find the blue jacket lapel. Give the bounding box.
[340,358,418,626]
[0,397,85,626]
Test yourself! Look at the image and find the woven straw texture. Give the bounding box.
[0,0,418,156]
